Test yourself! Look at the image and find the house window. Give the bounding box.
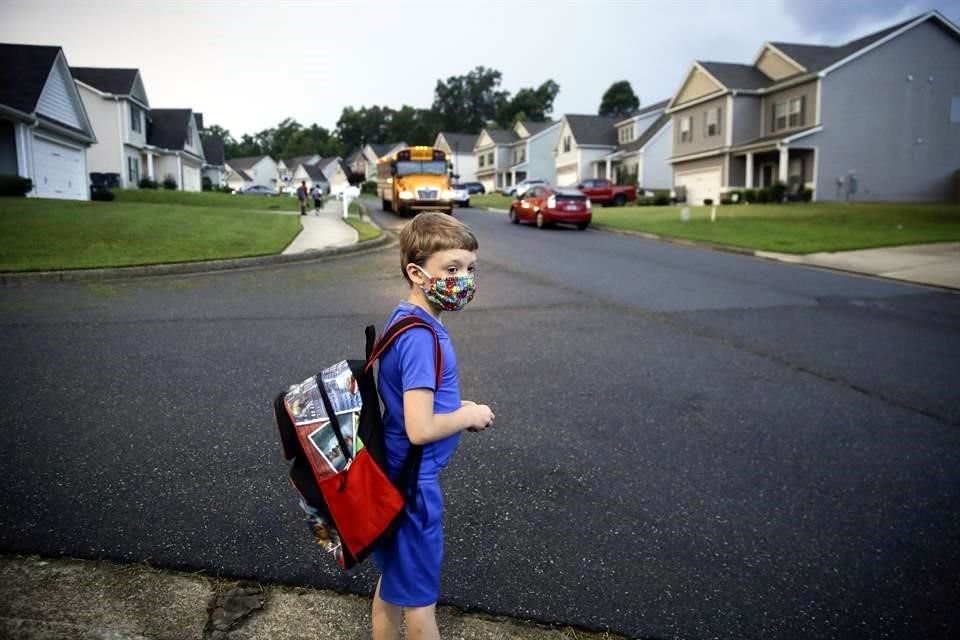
[487,152,493,166]
[788,97,805,128]
[562,135,571,152]
[773,101,788,131]
[478,154,485,168]
[705,107,721,137]
[128,156,139,184]
[679,116,692,143]
[130,104,141,133]
[619,126,632,143]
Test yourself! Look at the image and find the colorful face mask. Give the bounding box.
[415,266,477,311]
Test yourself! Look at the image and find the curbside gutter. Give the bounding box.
[0,204,392,285]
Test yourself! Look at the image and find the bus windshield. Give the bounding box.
[395,160,447,177]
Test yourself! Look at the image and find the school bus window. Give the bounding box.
[396,160,447,177]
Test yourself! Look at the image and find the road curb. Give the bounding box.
[0,211,390,285]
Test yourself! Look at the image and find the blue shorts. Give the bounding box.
[372,479,444,607]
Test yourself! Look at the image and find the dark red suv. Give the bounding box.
[508,185,592,230]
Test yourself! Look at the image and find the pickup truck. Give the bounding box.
[575,179,637,206]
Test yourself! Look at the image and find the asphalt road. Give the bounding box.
[1,204,958,639]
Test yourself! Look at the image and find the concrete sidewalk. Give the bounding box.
[282,197,358,255]
[756,241,960,290]
[0,554,621,640]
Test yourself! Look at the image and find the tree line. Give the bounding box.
[209,67,640,160]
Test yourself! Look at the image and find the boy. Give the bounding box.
[372,212,495,640]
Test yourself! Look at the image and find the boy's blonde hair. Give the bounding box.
[399,212,479,284]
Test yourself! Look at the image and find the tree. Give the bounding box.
[494,79,560,128]
[432,66,508,133]
[335,105,393,149]
[598,80,640,118]
[283,124,343,158]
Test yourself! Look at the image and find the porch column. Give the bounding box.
[745,152,754,188]
[605,158,612,181]
[145,151,154,179]
[177,155,183,190]
[778,147,788,184]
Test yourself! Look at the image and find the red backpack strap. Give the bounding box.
[364,315,442,390]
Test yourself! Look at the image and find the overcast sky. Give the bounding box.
[4,0,959,138]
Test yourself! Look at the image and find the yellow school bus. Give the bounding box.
[376,146,453,216]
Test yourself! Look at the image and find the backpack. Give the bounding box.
[273,316,442,569]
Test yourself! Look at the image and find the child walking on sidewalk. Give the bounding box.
[371,212,494,640]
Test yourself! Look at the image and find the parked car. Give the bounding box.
[503,178,548,197]
[449,183,471,207]
[575,178,637,207]
[508,185,591,230]
[237,184,275,196]
[460,181,485,195]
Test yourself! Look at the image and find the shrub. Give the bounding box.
[90,187,115,201]
[703,198,714,206]
[801,187,813,202]
[138,177,158,189]
[742,188,756,203]
[653,194,670,206]
[361,180,377,195]
[0,175,33,196]
[162,174,178,190]
[756,187,770,203]
[202,176,213,191]
[769,181,786,203]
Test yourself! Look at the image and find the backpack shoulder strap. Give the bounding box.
[364,315,442,390]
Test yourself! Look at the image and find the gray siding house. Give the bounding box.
[666,11,960,204]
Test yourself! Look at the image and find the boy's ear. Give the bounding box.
[405,263,425,286]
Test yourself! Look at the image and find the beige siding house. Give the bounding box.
[667,10,960,204]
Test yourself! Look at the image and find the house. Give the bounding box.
[0,43,96,200]
[348,142,406,181]
[600,100,673,190]
[666,10,960,204]
[434,132,479,183]
[552,114,620,186]
[72,66,153,189]
[279,155,321,192]
[200,132,226,188]
[318,156,351,195]
[224,155,278,192]
[508,120,561,188]
[146,108,205,191]
[473,128,516,193]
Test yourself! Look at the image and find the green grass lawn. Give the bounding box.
[0,194,302,271]
[344,201,381,242]
[471,193,514,210]
[589,202,960,253]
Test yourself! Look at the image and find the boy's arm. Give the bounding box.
[403,389,493,445]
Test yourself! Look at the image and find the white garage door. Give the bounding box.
[674,168,721,206]
[33,137,85,200]
[182,164,201,192]
[556,164,577,187]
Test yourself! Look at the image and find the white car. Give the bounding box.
[505,178,548,197]
[449,183,470,207]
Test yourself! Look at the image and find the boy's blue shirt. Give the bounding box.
[378,301,462,478]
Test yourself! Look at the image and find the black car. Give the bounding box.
[459,181,485,195]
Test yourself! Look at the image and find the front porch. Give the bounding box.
[728,144,816,199]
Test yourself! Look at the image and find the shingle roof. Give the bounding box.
[229,168,252,182]
[226,155,269,170]
[771,16,916,73]
[438,132,479,151]
[698,62,775,90]
[565,115,619,146]
[0,43,61,114]
[303,163,327,182]
[369,143,404,158]
[70,67,139,95]
[520,120,557,136]
[284,155,317,170]
[636,99,670,115]
[147,108,192,150]
[483,128,517,145]
[200,134,225,165]
[620,112,670,153]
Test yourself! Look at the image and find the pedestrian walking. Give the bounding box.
[311,184,324,214]
[296,180,309,216]
[371,212,494,640]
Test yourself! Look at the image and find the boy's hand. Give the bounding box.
[461,400,494,432]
